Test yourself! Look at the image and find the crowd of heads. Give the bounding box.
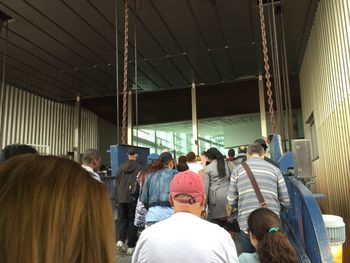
[0,137,296,263]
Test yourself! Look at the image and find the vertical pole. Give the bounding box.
[114,0,120,144]
[271,0,285,150]
[280,8,293,150]
[191,82,199,156]
[73,96,81,162]
[127,91,132,145]
[259,75,267,139]
[0,20,8,150]
[134,0,138,146]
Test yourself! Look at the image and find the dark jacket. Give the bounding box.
[115,160,142,203]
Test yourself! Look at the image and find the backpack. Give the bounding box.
[129,180,140,202]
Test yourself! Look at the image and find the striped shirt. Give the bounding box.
[227,157,290,233]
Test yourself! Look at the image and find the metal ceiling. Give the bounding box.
[0,0,318,101]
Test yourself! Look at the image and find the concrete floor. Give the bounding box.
[116,254,132,263]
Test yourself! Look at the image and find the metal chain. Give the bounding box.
[258,0,276,134]
[121,0,129,144]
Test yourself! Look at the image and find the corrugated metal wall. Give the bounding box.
[299,0,350,261]
[0,85,98,155]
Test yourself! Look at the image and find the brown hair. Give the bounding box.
[0,155,115,263]
[186,151,196,162]
[138,164,153,186]
[150,159,173,171]
[247,143,265,156]
[178,155,187,164]
[248,208,298,263]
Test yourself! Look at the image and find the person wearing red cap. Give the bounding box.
[132,170,239,263]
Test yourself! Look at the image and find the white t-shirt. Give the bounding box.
[132,212,239,263]
[81,165,101,182]
[187,162,204,175]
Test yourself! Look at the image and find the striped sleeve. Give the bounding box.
[277,171,290,209]
[227,166,239,206]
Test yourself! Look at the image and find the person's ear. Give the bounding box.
[169,194,174,207]
[249,231,254,243]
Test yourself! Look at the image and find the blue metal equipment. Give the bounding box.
[269,134,333,262]
[110,144,150,178]
[283,174,333,263]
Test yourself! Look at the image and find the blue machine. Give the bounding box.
[110,144,150,178]
[270,135,334,263]
[278,152,294,175]
[269,133,282,161]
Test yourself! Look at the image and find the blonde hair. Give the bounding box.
[0,155,115,263]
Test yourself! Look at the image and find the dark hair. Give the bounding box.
[138,164,153,187]
[186,151,196,162]
[238,145,247,154]
[176,162,189,172]
[228,148,235,158]
[178,155,187,164]
[248,208,298,263]
[150,158,173,172]
[206,147,226,178]
[247,143,264,156]
[83,149,101,164]
[1,144,37,163]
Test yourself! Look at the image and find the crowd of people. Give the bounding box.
[0,140,299,263]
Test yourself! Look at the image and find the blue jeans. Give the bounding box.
[240,230,256,253]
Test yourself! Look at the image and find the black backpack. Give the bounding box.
[129,181,140,202]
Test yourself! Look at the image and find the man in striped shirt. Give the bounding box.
[227,143,290,253]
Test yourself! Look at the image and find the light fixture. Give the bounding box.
[322,214,346,263]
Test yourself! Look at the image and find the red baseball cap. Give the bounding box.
[170,170,204,204]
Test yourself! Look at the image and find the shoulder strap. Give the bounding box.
[241,162,266,208]
[226,160,232,175]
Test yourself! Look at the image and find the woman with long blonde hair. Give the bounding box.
[0,154,115,263]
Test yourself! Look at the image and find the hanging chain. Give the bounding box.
[258,0,276,134]
[121,0,129,144]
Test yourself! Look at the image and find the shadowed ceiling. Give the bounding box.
[0,0,317,124]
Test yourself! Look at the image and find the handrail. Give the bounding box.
[284,175,333,263]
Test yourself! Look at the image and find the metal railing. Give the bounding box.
[283,174,334,263]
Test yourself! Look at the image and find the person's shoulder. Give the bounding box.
[239,253,259,263]
[205,160,216,170]
[118,160,130,168]
[162,168,178,176]
[142,216,172,235]
[200,218,232,237]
